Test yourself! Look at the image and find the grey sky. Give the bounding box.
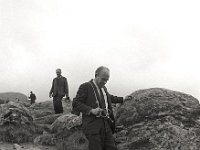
[0,0,200,101]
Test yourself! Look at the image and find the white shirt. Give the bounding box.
[93,79,108,111]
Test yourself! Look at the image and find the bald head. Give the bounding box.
[95,66,109,77]
[94,66,110,88]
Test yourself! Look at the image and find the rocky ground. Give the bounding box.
[1,89,200,150]
[0,142,56,150]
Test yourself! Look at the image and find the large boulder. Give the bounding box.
[0,101,33,123]
[0,101,41,143]
[115,88,200,150]
[34,114,88,150]
[50,113,82,133]
[52,114,88,150]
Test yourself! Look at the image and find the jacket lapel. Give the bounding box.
[89,80,102,104]
[102,86,112,110]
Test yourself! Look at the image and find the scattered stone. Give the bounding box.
[34,113,87,150]
[33,132,55,146]
[55,130,88,150]
[13,143,22,150]
[0,101,40,143]
[50,113,82,133]
[28,100,72,119]
[33,114,61,125]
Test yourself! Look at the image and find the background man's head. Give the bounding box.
[56,68,62,77]
[95,66,110,88]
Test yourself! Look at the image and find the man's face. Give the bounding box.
[95,70,110,88]
[56,69,61,77]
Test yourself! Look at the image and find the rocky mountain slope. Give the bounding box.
[1,88,200,150]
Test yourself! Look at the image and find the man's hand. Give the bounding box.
[49,93,52,98]
[90,108,102,116]
[64,97,70,102]
[66,96,70,100]
[124,95,133,102]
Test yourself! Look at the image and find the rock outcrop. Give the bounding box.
[50,113,82,133]
[0,101,41,143]
[115,88,200,150]
[34,113,88,150]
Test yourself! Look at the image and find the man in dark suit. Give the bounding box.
[49,68,69,114]
[29,91,36,105]
[73,66,130,150]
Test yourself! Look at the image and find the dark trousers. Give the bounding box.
[85,120,117,150]
[53,95,63,114]
[30,99,35,104]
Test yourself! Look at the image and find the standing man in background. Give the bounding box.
[49,68,69,114]
[29,91,36,105]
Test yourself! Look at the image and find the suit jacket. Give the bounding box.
[29,93,36,100]
[50,76,69,97]
[72,80,123,134]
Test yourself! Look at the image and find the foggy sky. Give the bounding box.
[0,0,200,101]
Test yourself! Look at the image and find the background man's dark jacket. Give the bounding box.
[29,93,36,100]
[50,76,69,97]
[72,80,123,134]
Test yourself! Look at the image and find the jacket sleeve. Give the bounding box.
[64,78,69,97]
[104,86,124,104]
[49,79,54,95]
[72,83,92,115]
[110,95,124,104]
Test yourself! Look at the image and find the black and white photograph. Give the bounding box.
[0,0,200,149]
